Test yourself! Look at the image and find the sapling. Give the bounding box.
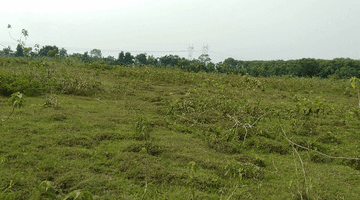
[1,92,26,125]
[0,24,29,56]
[187,161,198,200]
[38,180,56,198]
[63,189,93,200]
[140,147,148,200]
[135,115,152,200]
[349,77,360,108]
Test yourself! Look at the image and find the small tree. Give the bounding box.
[223,57,239,69]
[0,24,28,48]
[124,52,134,64]
[197,54,211,66]
[135,53,148,65]
[23,46,32,57]
[15,44,24,57]
[104,55,116,65]
[118,51,125,64]
[2,46,13,56]
[32,44,40,56]
[90,48,102,59]
[1,24,29,57]
[38,45,59,57]
[147,55,158,65]
[82,51,91,63]
[350,77,360,108]
[1,92,26,125]
[59,48,68,57]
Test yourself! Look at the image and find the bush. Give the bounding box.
[0,72,43,96]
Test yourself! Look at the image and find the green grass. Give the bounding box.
[1,59,360,199]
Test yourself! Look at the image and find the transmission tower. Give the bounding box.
[188,45,194,60]
[202,44,209,55]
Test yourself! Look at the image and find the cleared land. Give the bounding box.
[1,58,360,199]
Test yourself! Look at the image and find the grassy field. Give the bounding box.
[1,58,360,199]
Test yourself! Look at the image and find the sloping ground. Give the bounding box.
[1,62,360,199]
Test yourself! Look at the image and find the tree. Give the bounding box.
[118,51,125,64]
[1,24,29,57]
[135,53,148,65]
[90,49,102,59]
[1,92,26,124]
[297,58,319,78]
[104,55,116,65]
[38,45,59,57]
[124,52,134,64]
[2,46,13,56]
[177,59,191,70]
[147,55,158,65]
[23,47,32,57]
[82,51,91,63]
[33,44,40,56]
[59,48,68,57]
[1,24,28,49]
[48,49,58,57]
[197,54,212,66]
[223,57,239,69]
[68,53,83,61]
[14,44,24,57]
[159,55,181,66]
[106,55,116,61]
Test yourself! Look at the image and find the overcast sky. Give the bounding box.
[1,0,360,62]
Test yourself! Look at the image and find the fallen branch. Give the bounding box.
[227,113,267,146]
[279,119,308,198]
[279,120,360,161]
[226,184,255,200]
[1,107,15,123]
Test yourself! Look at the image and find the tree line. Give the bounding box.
[1,44,359,79]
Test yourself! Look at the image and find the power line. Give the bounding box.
[209,50,254,60]
[131,50,188,53]
[104,49,188,53]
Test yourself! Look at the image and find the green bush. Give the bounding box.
[0,72,43,96]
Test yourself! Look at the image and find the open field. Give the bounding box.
[1,57,360,199]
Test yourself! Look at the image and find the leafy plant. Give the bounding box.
[140,146,148,200]
[38,180,56,198]
[63,189,93,200]
[135,115,153,200]
[350,76,360,108]
[0,24,28,49]
[43,94,60,109]
[134,115,152,141]
[187,161,198,200]
[1,92,26,124]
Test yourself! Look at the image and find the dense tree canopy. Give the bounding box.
[59,48,68,57]
[38,45,59,57]
[135,53,148,65]
[0,46,13,56]
[118,51,125,64]
[90,49,102,59]
[124,52,134,64]
[14,44,24,57]
[159,55,181,66]
[2,44,360,79]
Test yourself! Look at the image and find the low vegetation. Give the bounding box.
[1,56,360,199]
